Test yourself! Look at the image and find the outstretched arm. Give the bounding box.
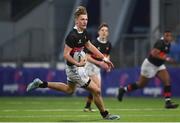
[85,41,114,68]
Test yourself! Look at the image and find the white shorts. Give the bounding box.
[65,65,90,88]
[85,62,101,80]
[141,58,166,78]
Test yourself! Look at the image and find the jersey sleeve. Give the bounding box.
[153,40,163,50]
[65,34,74,48]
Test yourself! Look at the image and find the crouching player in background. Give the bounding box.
[83,23,112,112]
[118,31,179,109]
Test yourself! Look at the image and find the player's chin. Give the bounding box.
[82,26,87,29]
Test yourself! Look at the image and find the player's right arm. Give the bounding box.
[85,41,114,69]
[86,54,109,70]
[64,44,86,67]
[150,40,175,63]
[150,47,175,63]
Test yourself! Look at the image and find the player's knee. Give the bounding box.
[138,83,145,88]
[68,91,74,95]
[67,88,74,95]
[163,81,171,86]
[93,88,101,96]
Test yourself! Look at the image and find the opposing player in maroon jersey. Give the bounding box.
[118,31,179,109]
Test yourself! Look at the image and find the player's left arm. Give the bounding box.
[85,41,114,68]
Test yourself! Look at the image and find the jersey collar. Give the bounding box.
[161,37,170,45]
[74,26,83,34]
[97,37,108,44]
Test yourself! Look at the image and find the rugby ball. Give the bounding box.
[73,51,86,62]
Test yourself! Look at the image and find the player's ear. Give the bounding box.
[75,19,78,25]
[98,30,100,35]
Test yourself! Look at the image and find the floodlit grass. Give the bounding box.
[0,97,180,122]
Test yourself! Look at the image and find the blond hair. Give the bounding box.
[74,6,87,19]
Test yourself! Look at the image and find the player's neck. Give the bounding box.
[74,25,84,34]
[97,37,107,44]
[164,40,170,44]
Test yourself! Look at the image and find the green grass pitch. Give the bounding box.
[0,96,180,122]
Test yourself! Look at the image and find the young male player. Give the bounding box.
[118,31,179,109]
[83,23,112,112]
[27,6,120,120]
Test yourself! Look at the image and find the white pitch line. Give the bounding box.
[0,115,91,118]
[0,114,180,118]
[2,108,180,112]
[111,108,180,111]
[2,109,82,112]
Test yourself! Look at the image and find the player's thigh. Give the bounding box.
[67,82,76,93]
[156,69,170,85]
[85,62,101,88]
[90,74,101,88]
[86,80,101,95]
[137,75,149,88]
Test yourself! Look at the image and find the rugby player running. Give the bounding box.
[27,6,120,120]
[118,31,179,109]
